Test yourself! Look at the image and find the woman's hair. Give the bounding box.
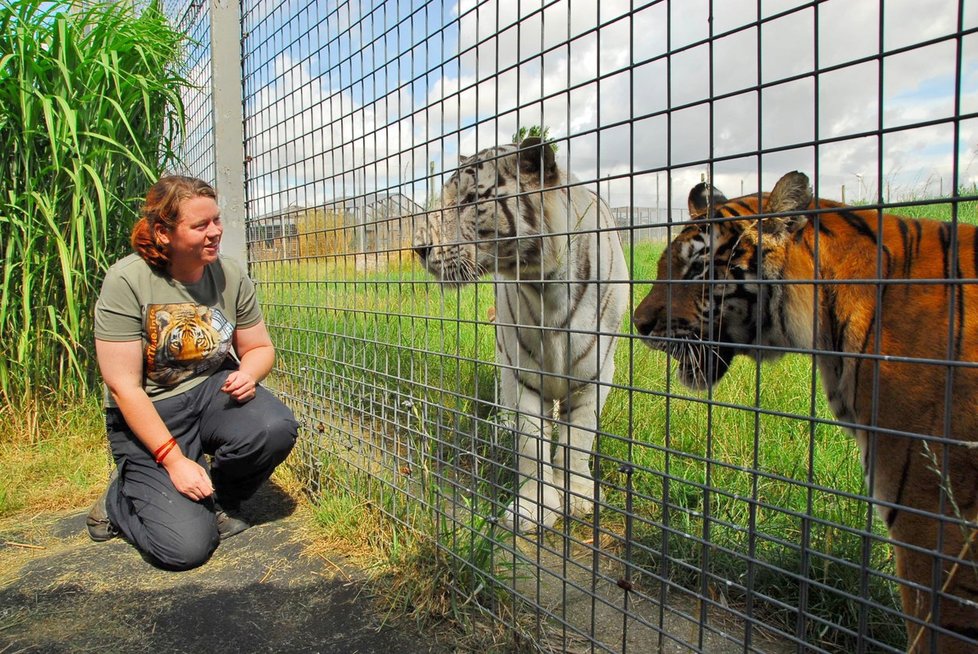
[131,176,217,272]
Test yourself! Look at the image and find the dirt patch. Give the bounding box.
[0,481,455,654]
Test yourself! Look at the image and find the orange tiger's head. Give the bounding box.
[632,171,813,390]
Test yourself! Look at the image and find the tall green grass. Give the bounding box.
[261,198,978,650]
[0,0,187,408]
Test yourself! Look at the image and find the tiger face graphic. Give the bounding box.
[144,303,232,387]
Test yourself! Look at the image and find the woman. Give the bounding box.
[87,176,298,571]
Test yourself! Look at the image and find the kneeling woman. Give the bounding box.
[87,176,298,571]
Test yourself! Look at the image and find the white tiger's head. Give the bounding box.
[413,137,562,285]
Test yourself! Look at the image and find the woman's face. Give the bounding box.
[159,195,223,270]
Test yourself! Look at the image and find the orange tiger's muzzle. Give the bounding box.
[633,282,736,391]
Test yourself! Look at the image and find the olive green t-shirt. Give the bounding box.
[94,254,263,407]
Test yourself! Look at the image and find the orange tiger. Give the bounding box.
[632,171,978,653]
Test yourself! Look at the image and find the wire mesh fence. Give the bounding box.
[164,0,214,181]
[170,0,978,651]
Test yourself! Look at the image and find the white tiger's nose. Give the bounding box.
[413,227,432,262]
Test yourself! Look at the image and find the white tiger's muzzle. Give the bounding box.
[413,218,481,286]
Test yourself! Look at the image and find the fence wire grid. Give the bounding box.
[168,1,978,652]
[163,0,214,182]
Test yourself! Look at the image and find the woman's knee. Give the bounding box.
[143,519,219,571]
[247,396,297,461]
[266,413,298,461]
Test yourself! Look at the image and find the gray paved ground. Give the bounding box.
[0,481,456,654]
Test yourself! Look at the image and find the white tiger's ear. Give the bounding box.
[763,171,811,235]
[688,182,727,219]
[517,137,558,185]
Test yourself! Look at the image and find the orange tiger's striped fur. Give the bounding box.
[632,171,978,653]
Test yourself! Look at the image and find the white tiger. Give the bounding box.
[413,138,629,532]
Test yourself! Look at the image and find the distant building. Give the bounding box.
[248,193,425,261]
[328,192,426,254]
[247,206,302,261]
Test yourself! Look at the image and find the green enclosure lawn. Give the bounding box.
[250,197,978,650]
[254,240,907,650]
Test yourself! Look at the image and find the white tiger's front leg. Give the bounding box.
[505,413,562,532]
[499,373,561,533]
[552,390,605,519]
[553,343,616,519]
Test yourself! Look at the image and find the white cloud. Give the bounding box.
[245,53,429,216]
[239,0,977,216]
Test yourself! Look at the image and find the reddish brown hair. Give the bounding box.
[131,176,217,272]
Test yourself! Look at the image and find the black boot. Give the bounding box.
[86,468,120,542]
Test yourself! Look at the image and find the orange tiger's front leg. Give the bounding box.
[893,527,978,653]
[882,445,978,654]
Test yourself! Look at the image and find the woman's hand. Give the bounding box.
[163,454,214,501]
[231,320,275,403]
[97,338,214,502]
[221,370,258,403]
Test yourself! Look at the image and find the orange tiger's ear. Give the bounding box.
[688,182,728,219]
[762,171,812,235]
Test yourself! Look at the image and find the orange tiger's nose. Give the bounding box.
[632,302,665,337]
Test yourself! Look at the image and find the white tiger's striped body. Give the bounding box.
[414,139,629,531]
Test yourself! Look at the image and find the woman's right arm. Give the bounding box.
[95,338,215,502]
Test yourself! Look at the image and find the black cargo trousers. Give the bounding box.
[103,366,298,570]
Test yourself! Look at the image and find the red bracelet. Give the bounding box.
[155,440,177,464]
[153,438,178,464]
[152,438,175,460]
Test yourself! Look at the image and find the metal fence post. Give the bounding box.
[209,0,246,267]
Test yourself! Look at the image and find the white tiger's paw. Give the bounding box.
[566,477,595,517]
[501,485,562,533]
[566,493,594,518]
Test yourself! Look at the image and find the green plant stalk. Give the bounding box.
[0,0,188,408]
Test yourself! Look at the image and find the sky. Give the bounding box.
[182,0,978,218]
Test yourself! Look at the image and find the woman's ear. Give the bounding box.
[153,222,170,247]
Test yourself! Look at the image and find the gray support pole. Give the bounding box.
[210,0,247,267]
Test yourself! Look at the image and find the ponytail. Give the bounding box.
[130,216,169,272]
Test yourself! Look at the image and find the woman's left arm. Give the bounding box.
[224,319,276,403]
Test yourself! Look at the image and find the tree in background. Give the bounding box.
[0,0,188,409]
[512,125,557,152]
[296,207,352,258]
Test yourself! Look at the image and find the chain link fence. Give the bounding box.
[164,0,213,181]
